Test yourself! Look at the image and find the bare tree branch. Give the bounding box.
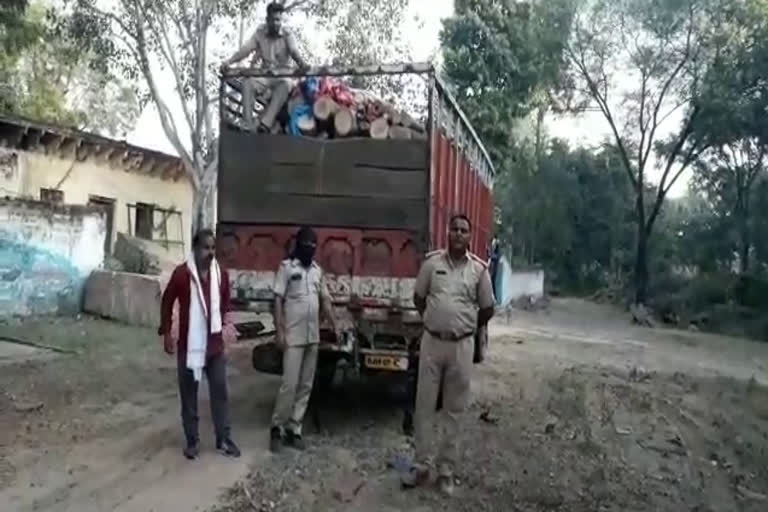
[567,41,639,190]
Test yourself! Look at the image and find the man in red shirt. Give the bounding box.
[159,229,241,460]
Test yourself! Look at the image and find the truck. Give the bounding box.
[216,63,495,422]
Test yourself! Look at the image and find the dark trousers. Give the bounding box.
[177,352,231,444]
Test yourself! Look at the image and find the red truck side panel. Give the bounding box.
[429,129,493,257]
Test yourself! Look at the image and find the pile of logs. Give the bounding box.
[222,75,428,140]
[286,89,427,140]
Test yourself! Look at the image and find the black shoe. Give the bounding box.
[284,430,306,451]
[216,437,241,458]
[269,427,282,453]
[183,440,199,460]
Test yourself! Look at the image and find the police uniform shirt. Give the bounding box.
[414,250,495,339]
[273,259,329,345]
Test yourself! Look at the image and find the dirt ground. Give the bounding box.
[1,299,767,512]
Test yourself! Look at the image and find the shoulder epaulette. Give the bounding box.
[424,249,444,259]
[468,252,489,268]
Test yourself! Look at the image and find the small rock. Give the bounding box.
[515,339,524,345]
[737,485,767,502]
[615,426,633,435]
[14,401,44,413]
[630,303,656,327]
[333,472,366,503]
[479,410,499,425]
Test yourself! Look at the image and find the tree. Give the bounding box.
[440,0,576,283]
[687,0,768,274]
[1,2,139,135]
[1,0,39,111]
[564,0,741,304]
[440,0,574,164]
[70,0,414,231]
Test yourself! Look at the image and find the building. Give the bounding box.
[0,116,194,317]
[0,116,193,258]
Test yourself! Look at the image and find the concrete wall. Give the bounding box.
[83,270,164,328]
[0,147,194,256]
[0,198,106,316]
[495,256,545,308]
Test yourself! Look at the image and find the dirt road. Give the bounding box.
[1,299,767,512]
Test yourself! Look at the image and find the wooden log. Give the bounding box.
[334,108,357,137]
[389,109,403,126]
[388,125,413,140]
[367,101,385,121]
[313,96,338,121]
[369,117,389,139]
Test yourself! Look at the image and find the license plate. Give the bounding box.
[364,355,408,371]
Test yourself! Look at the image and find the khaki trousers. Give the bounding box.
[271,343,318,436]
[242,77,293,130]
[414,331,474,478]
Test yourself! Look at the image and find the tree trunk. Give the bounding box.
[736,181,750,274]
[634,221,649,305]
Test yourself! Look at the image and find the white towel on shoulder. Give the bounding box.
[186,257,222,382]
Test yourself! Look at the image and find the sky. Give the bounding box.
[126,0,689,197]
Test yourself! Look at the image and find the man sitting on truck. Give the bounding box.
[270,226,338,452]
[220,1,309,133]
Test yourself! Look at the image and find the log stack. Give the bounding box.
[274,77,427,140]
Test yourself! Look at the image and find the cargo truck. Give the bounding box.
[217,63,495,423]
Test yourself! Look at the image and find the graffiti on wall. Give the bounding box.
[0,199,106,316]
[229,269,416,305]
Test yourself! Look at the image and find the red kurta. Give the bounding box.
[159,263,231,358]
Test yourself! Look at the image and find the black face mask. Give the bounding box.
[295,243,315,267]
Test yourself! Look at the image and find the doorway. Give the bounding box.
[88,195,116,255]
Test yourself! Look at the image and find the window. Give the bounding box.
[40,188,63,203]
[135,202,154,240]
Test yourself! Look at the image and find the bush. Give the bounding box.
[649,271,768,341]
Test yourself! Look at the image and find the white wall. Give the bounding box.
[495,256,545,308]
[0,199,106,316]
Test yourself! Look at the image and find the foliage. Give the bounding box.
[563,0,737,304]
[441,0,575,163]
[685,0,768,274]
[1,2,139,135]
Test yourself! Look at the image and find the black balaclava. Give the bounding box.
[293,226,317,267]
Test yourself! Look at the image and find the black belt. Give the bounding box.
[426,328,475,341]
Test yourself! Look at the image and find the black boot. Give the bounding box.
[183,439,200,460]
[216,437,241,458]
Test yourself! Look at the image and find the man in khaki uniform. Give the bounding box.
[270,226,337,452]
[221,2,309,132]
[406,214,495,494]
